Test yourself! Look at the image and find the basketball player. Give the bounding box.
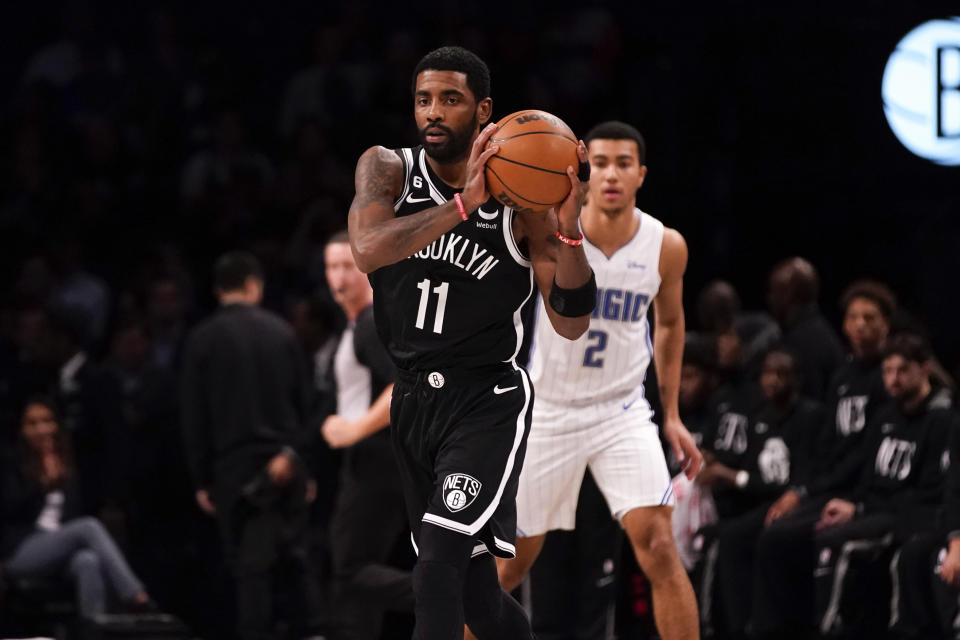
[495,121,702,640]
[348,46,596,640]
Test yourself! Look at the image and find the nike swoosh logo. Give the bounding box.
[623,399,636,410]
[477,207,498,220]
[406,194,432,204]
[493,385,518,395]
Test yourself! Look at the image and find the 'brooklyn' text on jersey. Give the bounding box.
[408,232,500,281]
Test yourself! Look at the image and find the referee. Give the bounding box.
[180,251,325,640]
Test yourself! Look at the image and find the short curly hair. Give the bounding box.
[412,46,491,101]
[840,280,897,319]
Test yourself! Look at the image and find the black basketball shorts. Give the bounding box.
[390,362,533,558]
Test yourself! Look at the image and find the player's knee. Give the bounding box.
[635,531,681,579]
[626,509,681,580]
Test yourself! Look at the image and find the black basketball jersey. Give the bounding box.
[369,145,535,371]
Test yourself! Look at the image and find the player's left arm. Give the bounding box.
[654,228,702,479]
[519,140,594,340]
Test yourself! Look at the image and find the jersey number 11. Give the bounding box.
[415,279,449,334]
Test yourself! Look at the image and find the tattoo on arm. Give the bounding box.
[352,148,400,210]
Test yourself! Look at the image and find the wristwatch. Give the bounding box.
[735,470,750,489]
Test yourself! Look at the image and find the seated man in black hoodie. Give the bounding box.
[891,405,960,640]
[694,346,822,639]
[812,332,953,636]
[755,332,953,638]
[752,280,895,638]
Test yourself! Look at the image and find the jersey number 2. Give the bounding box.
[415,279,449,334]
[583,330,607,368]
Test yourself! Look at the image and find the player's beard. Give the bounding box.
[419,112,477,163]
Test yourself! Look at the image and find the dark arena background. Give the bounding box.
[0,1,958,639]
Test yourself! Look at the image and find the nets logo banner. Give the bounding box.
[882,18,960,165]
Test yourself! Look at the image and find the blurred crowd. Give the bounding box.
[0,3,958,640]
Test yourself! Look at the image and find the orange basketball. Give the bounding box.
[484,110,578,213]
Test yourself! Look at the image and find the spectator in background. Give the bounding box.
[0,303,53,441]
[179,108,275,247]
[145,274,189,372]
[697,279,780,383]
[678,332,721,450]
[0,122,64,247]
[321,232,413,640]
[277,118,353,216]
[47,235,111,348]
[103,317,183,519]
[766,257,844,400]
[670,334,722,572]
[43,303,125,517]
[180,251,324,640]
[1,397,154,620]
[22,1,125,108]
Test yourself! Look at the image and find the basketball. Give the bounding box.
[485,110,579,213]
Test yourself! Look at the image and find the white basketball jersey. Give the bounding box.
[529,209,663,410]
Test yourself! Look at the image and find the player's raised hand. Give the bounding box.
[461,122,500,212]
[664,416,703,480]
[555,140,589,234]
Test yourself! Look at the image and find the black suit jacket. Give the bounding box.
[180,303,313,494]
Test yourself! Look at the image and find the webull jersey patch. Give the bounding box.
[443,473,482,512]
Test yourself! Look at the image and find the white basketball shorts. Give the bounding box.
[515,394,675,537]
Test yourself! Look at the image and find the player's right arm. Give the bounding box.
[348,125,500,273]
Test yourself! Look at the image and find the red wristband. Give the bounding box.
[453,193,468,221]
[555,229,583,246]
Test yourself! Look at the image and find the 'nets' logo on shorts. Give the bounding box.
[442,473,482,512]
